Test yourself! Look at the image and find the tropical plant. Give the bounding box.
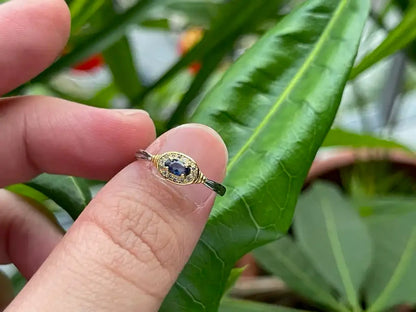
[255,181,416,312]
[3,0,416,311]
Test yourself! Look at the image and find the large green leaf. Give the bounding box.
[24,174,92,220]
[219,298,309,312]
[294,182,372,311]
[350,3,416,79]
[322,128,411,151]
[365,211,416,312]
[103,36,143,101]
[254,236,348,312]
[160,0,370,311]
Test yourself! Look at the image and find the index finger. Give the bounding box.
[0,96,155,187]
[0,0,70,95]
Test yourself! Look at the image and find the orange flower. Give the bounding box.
[178,28,204,74]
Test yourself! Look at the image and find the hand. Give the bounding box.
[0,1,227,311]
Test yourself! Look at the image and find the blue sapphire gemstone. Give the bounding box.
[165,159,191,176]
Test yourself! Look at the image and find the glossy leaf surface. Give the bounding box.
[160,0,370,311]
[294,182,372,311]
[322,128,411,151]
[365,211,416,312]
[254,236,347,312]
[25,174,92,220]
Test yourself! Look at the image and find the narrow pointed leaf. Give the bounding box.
[24,174,92,220]
[322,128,411,151]
[70,0,106,34]
[103,36,143,100]
[254,237,348,312]
[160,0,370,311]
[350,3,416,79]
[365,211,416,312]
[136,0,286,101]
[167,44,229,128]
[223,267,245,294]
[26,0,155,84]
[164,0,223,26]
[294,182,372,311]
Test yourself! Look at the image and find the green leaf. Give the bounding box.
[6,183,48,203]
[322,128,411,151]
[164,0,223,26]
[350,3,416,79]
[219,298,309,312]
[135,0,287,102]
[103,36,143,100]
[166,43,229,128]
[223,267,245,295]
[25,174,92,220]
[254,236,348,312]
[365,211,416,312]
[10,271,26,296]
[87,83,119,108]
[139,18,170,29]
[70,0,106,34]
[355,196,416,217]
[294,182,372,311]
[160,0,370,311]
[26,0,155,85]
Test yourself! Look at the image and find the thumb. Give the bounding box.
[7,124,227,312]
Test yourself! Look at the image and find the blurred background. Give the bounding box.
[4,0,416,144]
[2,0,416,311]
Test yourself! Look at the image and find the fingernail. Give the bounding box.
[147,124,227,205]
[113,109,149,117]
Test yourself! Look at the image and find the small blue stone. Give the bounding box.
[165,159,191,176]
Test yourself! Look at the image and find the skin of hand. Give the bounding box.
[0,0,227,311]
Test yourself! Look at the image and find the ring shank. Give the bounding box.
[203,179,226,196]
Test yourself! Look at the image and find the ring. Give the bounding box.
[136,150,226,196]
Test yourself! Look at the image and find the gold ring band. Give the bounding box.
[136,150,226,196]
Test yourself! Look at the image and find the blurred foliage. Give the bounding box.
[4,0,416,311]
[255,182,416,312]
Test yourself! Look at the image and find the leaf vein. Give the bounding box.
[226,0,351,173]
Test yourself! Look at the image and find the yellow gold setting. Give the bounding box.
[151,152,205,185]
[136,150,226,196]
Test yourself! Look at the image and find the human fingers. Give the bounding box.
[0,0,70,95]
[7,124,227,312]
[0,96,155,187]
[0,190,63,278]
